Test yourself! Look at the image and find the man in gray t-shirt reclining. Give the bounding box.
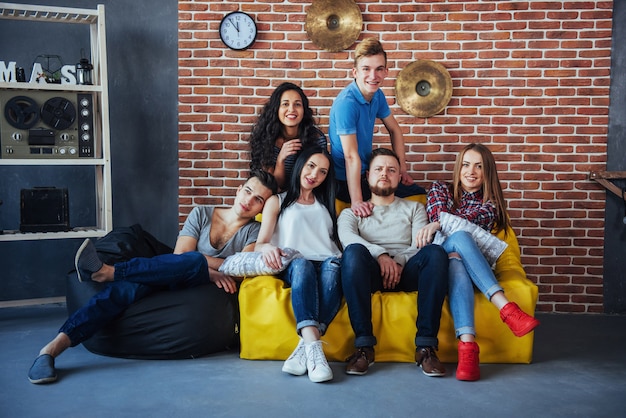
[27,170,277,384]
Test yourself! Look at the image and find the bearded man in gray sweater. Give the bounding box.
[338,147,448,377]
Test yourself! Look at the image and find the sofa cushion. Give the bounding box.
[238,224,538,364]
[219,248,303,277]
[66,274,239,360]
[64,224,238,360]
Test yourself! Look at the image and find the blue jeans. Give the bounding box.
[60,252,210,346]
[280,257,342,336]
[340,243,448,349]
[443,231,504,338]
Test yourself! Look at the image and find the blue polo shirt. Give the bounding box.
[329,81,391,181]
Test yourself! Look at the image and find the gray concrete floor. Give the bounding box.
[1,304,625,418]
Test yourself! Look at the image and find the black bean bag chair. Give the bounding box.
[65,224,239,360]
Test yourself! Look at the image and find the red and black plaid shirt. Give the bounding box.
[426,181,496,231]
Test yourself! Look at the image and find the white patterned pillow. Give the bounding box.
[432,212,508,266]
[218,248,303,277]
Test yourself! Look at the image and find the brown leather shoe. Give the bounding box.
[415,347,446,377]
[345,347,375,375]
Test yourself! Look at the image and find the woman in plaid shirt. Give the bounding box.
[417,143,540,382]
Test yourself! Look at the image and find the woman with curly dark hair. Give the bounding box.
[249,82,327,189]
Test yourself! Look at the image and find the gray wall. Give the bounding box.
[0,0,179,300]
[605,0,626,313]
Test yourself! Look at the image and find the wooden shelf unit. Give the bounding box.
[0,3,112,241]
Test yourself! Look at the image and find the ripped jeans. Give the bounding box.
[279,257,342,336]
[443,231,503,338]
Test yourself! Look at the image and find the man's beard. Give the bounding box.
[370,183,397,197]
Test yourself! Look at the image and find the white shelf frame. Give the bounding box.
[0,3,112,241]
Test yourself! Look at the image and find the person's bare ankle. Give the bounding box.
[40,333,71,358]
[92,265,114,282]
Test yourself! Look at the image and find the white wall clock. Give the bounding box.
[219,11,257,51]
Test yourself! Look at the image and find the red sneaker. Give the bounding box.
[500,302,540,337]
[456,341,480,381]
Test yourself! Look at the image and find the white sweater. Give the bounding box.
[337,197,428,267]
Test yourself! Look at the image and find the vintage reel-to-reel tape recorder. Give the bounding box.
[0,90,95,159]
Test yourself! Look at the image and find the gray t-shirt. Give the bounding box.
[179,206,261,258]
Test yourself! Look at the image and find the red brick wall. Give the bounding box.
[178,0,613,313]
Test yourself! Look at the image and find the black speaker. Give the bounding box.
[20,187,70,232]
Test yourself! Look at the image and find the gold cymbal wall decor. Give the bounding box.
[305,0,362,52]
[394,60,452,118]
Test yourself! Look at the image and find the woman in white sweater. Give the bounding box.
[255,146,342,383]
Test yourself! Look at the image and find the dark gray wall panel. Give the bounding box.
[0,0,179,301]
[605,0,626,313]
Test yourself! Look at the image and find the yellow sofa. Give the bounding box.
[239,197,538,364]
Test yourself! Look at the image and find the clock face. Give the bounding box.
[219,11,257,51]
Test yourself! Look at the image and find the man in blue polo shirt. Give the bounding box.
[329,37,424,218]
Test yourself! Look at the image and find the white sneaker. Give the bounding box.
[282,339,307,376]
[305,340,333,383]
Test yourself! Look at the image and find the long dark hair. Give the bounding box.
[280,146,341,249]
[249,82,319,172]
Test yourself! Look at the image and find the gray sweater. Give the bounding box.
[337,197,428,267]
